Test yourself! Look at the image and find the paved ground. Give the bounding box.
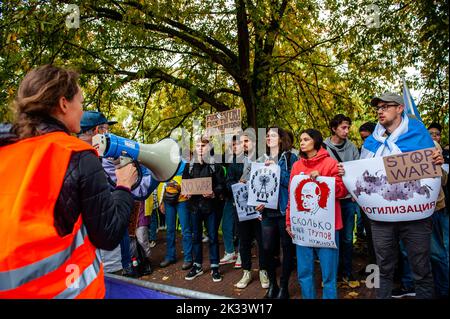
[129,230,376,299]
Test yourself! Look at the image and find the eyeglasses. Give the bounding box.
[95,124,109,134]
[373,104,400,112]
[373,103,399,112]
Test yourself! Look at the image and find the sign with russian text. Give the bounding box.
[289,175,337,249]
[232,182,261,222]
[181,177,212,195]
[342,157,440,222]
[383,148,442,184]
[205,109,241,135]
[248,163,280,210]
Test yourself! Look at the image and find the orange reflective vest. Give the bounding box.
[0,132,105,299]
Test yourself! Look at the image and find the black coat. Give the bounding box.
[0,118,134,250]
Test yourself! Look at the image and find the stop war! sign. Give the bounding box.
[383,148,442,184]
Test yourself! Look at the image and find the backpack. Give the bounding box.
[163,180,181,205]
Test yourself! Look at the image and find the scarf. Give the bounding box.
[361,114,435,158]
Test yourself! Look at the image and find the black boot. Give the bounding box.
[264,281,279,299]
[140,257,153,276]
[276,286,290,299]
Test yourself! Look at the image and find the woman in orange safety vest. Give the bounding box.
[0,65,137,299]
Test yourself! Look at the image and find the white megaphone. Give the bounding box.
[92,133,181,182]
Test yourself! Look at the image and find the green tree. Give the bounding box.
[0,0,448,144]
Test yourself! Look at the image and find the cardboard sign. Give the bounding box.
[342,157,440,222]
[383,148,442,184]
[205,109,241,135]
[181,177,212,195]
[289,175,337,249]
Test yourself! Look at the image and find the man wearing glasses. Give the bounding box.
[78,111,154,278]
[340,93,444,299]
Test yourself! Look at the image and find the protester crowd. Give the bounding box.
[0,65,447,299]
[97,101,448,300]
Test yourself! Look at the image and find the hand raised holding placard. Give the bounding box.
[309,170,320,180]
[255,204,265,212]
[431,149,444,166]
[337,163,345,176]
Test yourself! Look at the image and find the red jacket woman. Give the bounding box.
[285,128,348,299]
[286,147,347,231]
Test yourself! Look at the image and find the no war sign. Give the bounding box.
[383,148,441,184]
[181,177,212,195]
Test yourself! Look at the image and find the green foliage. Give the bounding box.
[0,0,448,146]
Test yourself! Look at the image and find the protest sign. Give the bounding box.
[383,148,441,183]
[247,163,280,209]
[342,157,440,222]
[232,182,260,222]
[205,109,241,135]
[289,175,337,248]
[181,177,212,195]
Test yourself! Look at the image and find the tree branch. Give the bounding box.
[81,67,230,112]
[89,4,240,80]
[122,0,238,62]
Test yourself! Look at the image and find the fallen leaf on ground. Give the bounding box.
[347,292,359,298]
[348,280,360,288]
[162,276,169,281]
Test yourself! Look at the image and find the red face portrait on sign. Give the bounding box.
[295,178,330,215]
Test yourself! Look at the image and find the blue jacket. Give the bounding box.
[278,151,298,215]
[258,151,298,215]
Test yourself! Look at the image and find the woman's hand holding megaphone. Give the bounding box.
[116,162,138,189]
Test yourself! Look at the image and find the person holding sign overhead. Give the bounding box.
[254,126,298,299]
[339,92,444,299]
[182,136,226,282]
[285,129,348,299]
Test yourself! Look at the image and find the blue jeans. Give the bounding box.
[120,231,132,269]
[296,232,340,299]
[430,208,449,297]
[221,199,236,254]
[339,199,358,277]
[148,209,158,241]
[164,201,193,263]
[191,210,220,267]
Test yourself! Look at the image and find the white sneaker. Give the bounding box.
[259,270,269,289]
[235,270,252,289]
[219,252,236,265]
[234,253,242,269]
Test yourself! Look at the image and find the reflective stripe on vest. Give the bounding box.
[0,226,87,291]
[54,249,102,299]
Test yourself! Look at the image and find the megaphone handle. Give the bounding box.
[130,160,143,191]
[116,156,133,169]
[106,158,143,192]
